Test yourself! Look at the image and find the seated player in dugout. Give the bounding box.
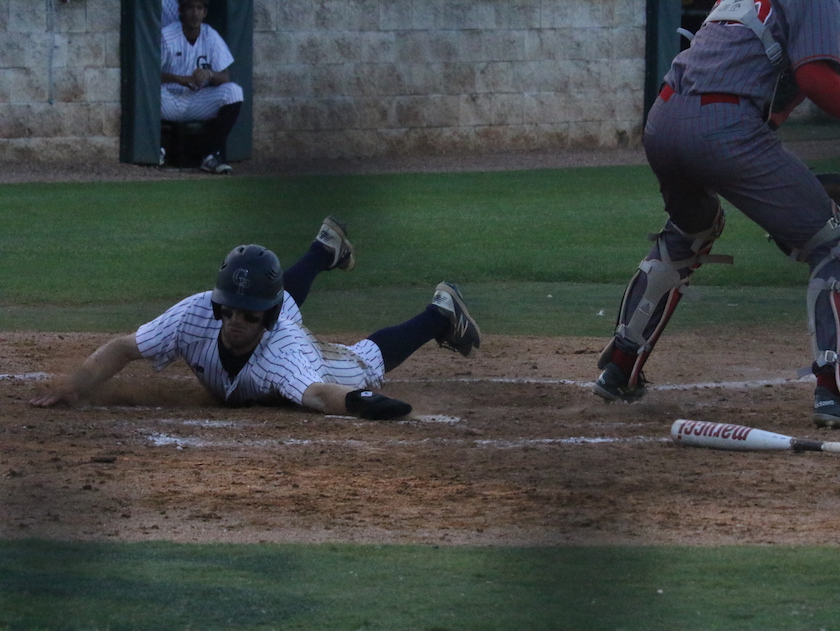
[29,219,482,421]
[160,0,243,174]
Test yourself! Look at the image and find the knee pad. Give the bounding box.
[599,208,733,387]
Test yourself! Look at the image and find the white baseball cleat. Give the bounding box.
[432,282,481,358]
[315,216,356,271]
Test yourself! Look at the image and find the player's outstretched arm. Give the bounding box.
[301,383,412,420]
[29,333,143,407]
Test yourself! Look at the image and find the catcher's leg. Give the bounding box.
[594,207,732,402]
[805,226,840,427]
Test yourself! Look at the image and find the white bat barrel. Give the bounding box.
[671,419,793,451]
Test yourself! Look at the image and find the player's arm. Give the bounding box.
[29,333,143,407]
[301,383,412,420]
[794,60,840,119]
[206,68,230,86]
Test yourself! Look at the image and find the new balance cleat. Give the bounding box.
[200,152,233,174]
[813,386,840,428]
[315,216,356,271]
[432,282,481,358]
[593,362,647,402]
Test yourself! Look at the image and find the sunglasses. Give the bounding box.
[219,308,263,324]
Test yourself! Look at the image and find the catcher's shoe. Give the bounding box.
[432,282,481,358]
[315,216,356,271]
[593,362,647,402]
[813,386,840,428]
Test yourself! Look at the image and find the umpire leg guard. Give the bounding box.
[595,208,732,401]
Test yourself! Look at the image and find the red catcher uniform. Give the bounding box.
[594,0,840,428]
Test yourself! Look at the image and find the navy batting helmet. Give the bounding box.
[211,244,284,328]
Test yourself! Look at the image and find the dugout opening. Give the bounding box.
[119,0,253,167]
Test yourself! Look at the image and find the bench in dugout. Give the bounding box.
[160,120,209,168]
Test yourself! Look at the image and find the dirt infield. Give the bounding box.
[4,325,840,547]
[4,143,840,547]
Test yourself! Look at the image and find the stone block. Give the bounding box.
[85,0,120,32]
[489,93,523,126]
[254,0,276,32]
[423,94,459,127]
[54,0,87,33]
[9,0,46,33]
[360,31,397,63]
[52,67,85,102]
[5,33,53,70]
[411,0,445,29]
[379,0,412,31]
[84,67,119,102]
[278,0,316,30]
[475,61,513,93]
[254,31,294,65]
[9,68,48,104]
[459,93,492,126]
[482,29,526,62]
[67,33,106,68]
[495,0,540,29]
[440,62,476,95]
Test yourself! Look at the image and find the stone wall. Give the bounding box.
[0,0,648,163]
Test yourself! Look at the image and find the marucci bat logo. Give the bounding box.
[673,420,752,441]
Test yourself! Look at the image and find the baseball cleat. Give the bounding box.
[593,362,647,402]
[432,282,481,358]
[200,152,233,175]
[315,216,356,271]
[813,386,840,428]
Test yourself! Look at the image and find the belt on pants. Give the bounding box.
[659,84,741,106]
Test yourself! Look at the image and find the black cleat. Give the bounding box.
[593,362,647,402]
[432,282,481,358]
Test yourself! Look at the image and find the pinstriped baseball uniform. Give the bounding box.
[135,291,385,407]
[162,0,179,27]
[646,0,840,251]
[600,0,840,404]
[160,21,244,122]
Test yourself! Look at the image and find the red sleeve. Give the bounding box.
[794,60,840,119]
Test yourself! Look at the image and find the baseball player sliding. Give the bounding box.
[593,0,840,428]
[29,218,481,420]
[161,0,243,174]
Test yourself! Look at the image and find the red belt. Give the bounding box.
[659,85,740,105]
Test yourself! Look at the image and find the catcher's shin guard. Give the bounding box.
[807,248,840,393]
[598,209,733,388]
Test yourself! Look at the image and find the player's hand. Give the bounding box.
[191,68,212,89]
[29,388,79,408]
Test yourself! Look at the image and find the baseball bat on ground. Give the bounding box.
[671,419,840,454]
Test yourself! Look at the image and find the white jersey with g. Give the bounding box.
[160,21,243,122]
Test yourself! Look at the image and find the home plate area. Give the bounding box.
[4,329,840,547]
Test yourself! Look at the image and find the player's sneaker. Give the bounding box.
[200,152,233,175]
[813,386,840,428]
[593,362,647,402]
[315,216,356,271]
[432,282,481,358]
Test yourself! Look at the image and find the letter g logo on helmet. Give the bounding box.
[232,268,251,295]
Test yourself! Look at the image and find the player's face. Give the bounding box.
[179,1,207,28]
[219,307,265,355]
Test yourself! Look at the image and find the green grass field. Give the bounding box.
[3,155,840,630]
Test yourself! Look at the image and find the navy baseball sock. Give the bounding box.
[284,243,334,306]
[368,305,449,372]
[204,101,242,158]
